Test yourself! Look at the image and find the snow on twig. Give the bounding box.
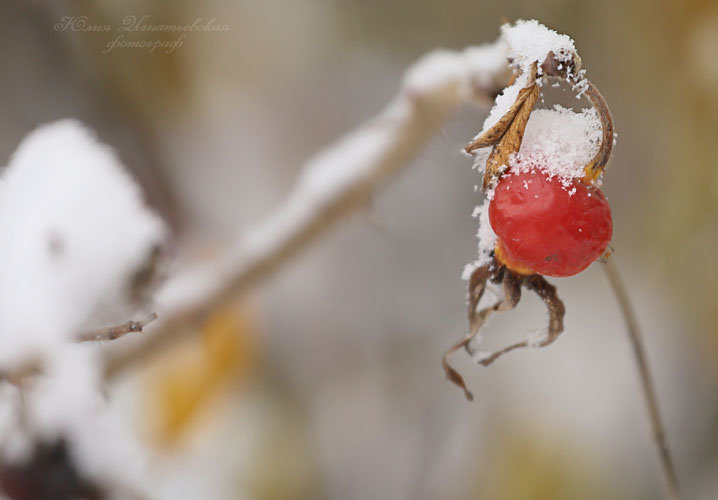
[0,120,165,367]
[0,121,166,498]
[103,42,511,378]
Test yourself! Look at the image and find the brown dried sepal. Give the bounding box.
[580,79,614,182]
[464,84,531,152]
[443,256,566,401]
[464,63,540,191]
[482,83,539,190]
[540,50,614,183]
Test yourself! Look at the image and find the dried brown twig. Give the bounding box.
[75,313,159,343]
[0,314,159,385]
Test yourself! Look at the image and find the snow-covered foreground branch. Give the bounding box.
[104,43,511,378]
[0,35,513,499]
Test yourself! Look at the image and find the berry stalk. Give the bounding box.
[602,257,682,500]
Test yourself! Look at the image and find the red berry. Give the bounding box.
[489,169,612,277]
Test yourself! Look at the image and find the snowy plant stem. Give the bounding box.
[601,258,681,500]
[103,46,509,379]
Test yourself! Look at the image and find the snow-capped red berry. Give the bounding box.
[489,169,612,277]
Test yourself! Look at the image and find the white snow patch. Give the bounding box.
[0,120,166,366]
[474,195,497,268]
[403,42,509,101]
[0,120,166,498]
[24,346,150,493]
[509,105,601,183]
[462,193,498,280]
[502,19,576,74]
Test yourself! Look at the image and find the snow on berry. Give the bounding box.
[469,104,603,271]
[509,105,602,183]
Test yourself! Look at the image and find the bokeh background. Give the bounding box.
[1,0,717,499]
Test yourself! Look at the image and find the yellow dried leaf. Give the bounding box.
[141,303,255,446]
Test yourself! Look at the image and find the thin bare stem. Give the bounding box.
[601,258,681,500]
[75,313,159,343]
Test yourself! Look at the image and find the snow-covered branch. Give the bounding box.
[103,42,511,378]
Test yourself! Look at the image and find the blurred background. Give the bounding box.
[1,0,717,499]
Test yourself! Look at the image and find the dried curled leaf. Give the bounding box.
[463,63,540,190]
[464,84,532,152]
[482,83,539,190]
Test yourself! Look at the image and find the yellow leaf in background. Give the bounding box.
[142,302,256,447]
